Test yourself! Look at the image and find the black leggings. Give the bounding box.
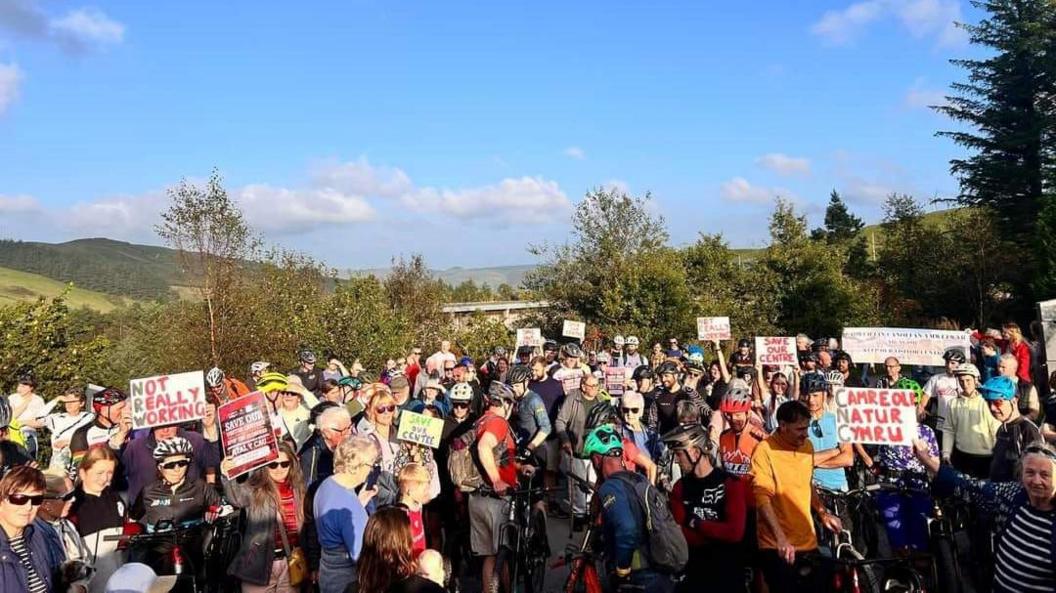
[758,549,821,593]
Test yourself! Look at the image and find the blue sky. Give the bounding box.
[0,0,982,269]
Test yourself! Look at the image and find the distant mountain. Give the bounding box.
[348,265,536,289]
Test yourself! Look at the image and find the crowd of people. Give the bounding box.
[0,325,1054,593]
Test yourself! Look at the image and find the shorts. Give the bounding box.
[469,493,509,556]
[539,439,561,472]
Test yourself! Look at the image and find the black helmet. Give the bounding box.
[543,339,559,352]
[632,365,654,381]
[494,346,507,357]
[561,342,584,359]
[811,339,829,353]
[299,349,317,364]
[799,351,818,364]
[737,338,751,349]
[585,403,620,430]
[800,372,828,396]
[661,423,710,452]
[507,365,532,385]
[486,381,517,405]
[656,361,680,376]
[942,347,967,364]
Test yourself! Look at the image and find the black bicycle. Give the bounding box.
[492,481,556,593]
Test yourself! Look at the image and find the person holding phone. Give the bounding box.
[314,436,379,593]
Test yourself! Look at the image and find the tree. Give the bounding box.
[156,170,259,364]
[682,234,780,336]
[812,190,864,244]
[937,0,1056,304]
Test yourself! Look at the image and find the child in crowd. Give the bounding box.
[398,463,432,554]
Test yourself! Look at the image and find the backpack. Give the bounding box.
[447,416,510,492]
[610,471,688,574]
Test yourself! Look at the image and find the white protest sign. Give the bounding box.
[841,327,971,367]
[835,387,918,446]
[754,337,798,366]
[696,317,731,341]
[604,366,627,396]
[554,366,585,395]
[516,328,543,348]
[562,320,586,341]
[396,410,446,448]
[130,370,207,429]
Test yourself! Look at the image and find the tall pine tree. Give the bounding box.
[812,190,865,243]
[937,0,1056,302]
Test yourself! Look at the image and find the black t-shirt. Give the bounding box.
[291,367,321,394]
[529,377,565,424]
[990,417,1043,482]
[388,575,445,593]
[70,487,125,536]
[655,389,682,435]
[678,467,731,525]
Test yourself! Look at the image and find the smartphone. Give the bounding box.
[365,464,381,490]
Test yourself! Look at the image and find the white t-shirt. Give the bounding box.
[924,373,962,431]
[9,392,46,425]
[44,411,95,444]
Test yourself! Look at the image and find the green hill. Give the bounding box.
[0,266,131,312]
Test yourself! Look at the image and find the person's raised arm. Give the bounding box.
[714,340,731,383]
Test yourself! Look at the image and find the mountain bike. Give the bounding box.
[551,471,604,593]
[492,481,557,593]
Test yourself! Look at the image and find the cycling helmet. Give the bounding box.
[152,437,194,462]
[92,387,127,411]
[656,361,680,376]
[800,373,828,396]
[613,335,625,347]
[516,345,534,357]
[825,370,845,387]
[799,351,819,364]
[979,376,1017,401]
[543,339,558,352]
[249,361,271,375]
[0,397,11,429]
[631,365,653,381]
[507,365,532,386]
[485,381,517,405]
[205,367,225,389]
[596,352,611,364]
[719,386,753,414]
[256,372,289,394]
[338,376,364,390]
[737,338,751,349]
[494,346,507,357]
[811,338,830,352]
[661,423,710,452]
[953,363,980,379]
[685,345,705,365]
[459,356,473,367]
[942,347,967,364]
[299,350,317,364]
[625,336,640,346]
[449,383,474,402]
[683,360,704,374]
[585,403,620,429]
[894,377,925,405]
[582,425,624,457]
[561,343,584,359]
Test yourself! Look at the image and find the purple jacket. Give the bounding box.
[122,428,221,503]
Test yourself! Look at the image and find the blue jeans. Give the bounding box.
[875,491,932,551]
[319,546,356,593]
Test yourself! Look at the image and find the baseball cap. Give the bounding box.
[106,563,177,593]
[389,375,410,391]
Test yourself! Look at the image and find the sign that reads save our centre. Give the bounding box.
[516,328,543,348]
[834,387,918,447]
[696,317,731,341]
[218,392,279,478]
[841,327,971,367]
[130,370,207,430]
[396,410,446,449]
[754,337,797,366]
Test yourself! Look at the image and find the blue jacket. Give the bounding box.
[598,471,648,571]
[513,391,552,446]
[0,518,65,593]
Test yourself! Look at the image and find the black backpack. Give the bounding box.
[609,471,689,574]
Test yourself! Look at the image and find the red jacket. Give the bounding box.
[975,331,1032,384]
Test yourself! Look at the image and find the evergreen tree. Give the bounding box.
[817,190,865,243]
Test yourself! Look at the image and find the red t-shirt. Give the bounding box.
[405,505,426,553]
[477,413,518,487]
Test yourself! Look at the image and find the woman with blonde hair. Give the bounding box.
[69,445,125,593]
[360,388,401,473]
[314,436,379,593]
[221,442,307,593]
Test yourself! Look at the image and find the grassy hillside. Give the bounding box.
[0,266,130,312]
[348,264,536,288]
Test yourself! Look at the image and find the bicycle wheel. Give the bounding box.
[931,538,962,593]
[494,544,515,593]
[524,508,550,593]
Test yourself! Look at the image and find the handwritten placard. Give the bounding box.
[754,337,797,366]
[130,371,206,429]
[516,328,543,348]
[396,410,445,448]
[834,388,918,446]
[562,320,586,341]
[219,392,279,478]
[696,317,731,341]
[604,366,627,396]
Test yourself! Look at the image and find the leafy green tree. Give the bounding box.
[682,234,780,336]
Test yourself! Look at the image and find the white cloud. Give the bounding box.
[0,62,23,115]
[904,77,949,109]
[563,146,586,160]
[62,191,167,239]
[601,179,630,194]
[720,177,794,204]
[309,157,413,199]
[0,193,39,213]
[811,0,966,47]
[237,185,375,233]
[404,176,570,224]
[756,153,811,176]
[50,8,125,51]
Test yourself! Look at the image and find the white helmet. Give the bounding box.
[250,361,270,375]
[626,336,640,346]
[613,335,625,347]
[450,383,474,402]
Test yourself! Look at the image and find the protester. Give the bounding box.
[618,391,664,463]
[396,463,430,554]
[556,374,603,520]
[981,376,1043,482]
[39,389,94,474]
[648,361,707,435]
[356,506,444,593]
[69,446,125,593]
[37,472,87,564]
[998,353,1041,421]
[8,374,46,459]
[942,363,1001,478]
[0,465,66,593]
[0,398,32,475]
[314,436,378,593]
[291,350,322,394]
[122,423,220,504]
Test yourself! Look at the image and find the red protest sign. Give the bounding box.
[604,367,627,396]
[219,391,279,478]
[834,388,918,446]
[754,337,797,366]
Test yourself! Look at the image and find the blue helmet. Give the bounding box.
[979,376,1017,401]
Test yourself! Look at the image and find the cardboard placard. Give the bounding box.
[516,328,543,348]
[130,370,207,429]
[219,391,279,478]
[696,317,731,341]
[396,410,445,448]
[554,366,585,395]
[562,320,586,341]
[604,366,627,396]
[842,327,971,367]
[754,337,798,366]
[835,388,918,446]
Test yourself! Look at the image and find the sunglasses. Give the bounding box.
[452,402,471,408]
[810,420,823,439]
[375,404,397,414]
[268,460,292,469]
[160,460,191,470]
[7,493,44,507]
[621,407,641,414]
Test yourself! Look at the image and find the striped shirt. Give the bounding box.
[9,534,48,593]
[994,505,1055,593]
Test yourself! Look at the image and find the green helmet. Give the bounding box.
[582,425,624,458]
[894,377,925,405]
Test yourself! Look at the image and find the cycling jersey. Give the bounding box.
[513,390,551,447]
[132,478,221,531]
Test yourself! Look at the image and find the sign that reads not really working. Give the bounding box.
[130,370,207,430]
[834,387,917,447]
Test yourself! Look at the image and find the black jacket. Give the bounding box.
[132,478,220,529]
[222,476,298,586]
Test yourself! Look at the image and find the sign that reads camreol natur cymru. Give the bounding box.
[219,391,279,478]
[834,387,918,447]
[130,371,207,430]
